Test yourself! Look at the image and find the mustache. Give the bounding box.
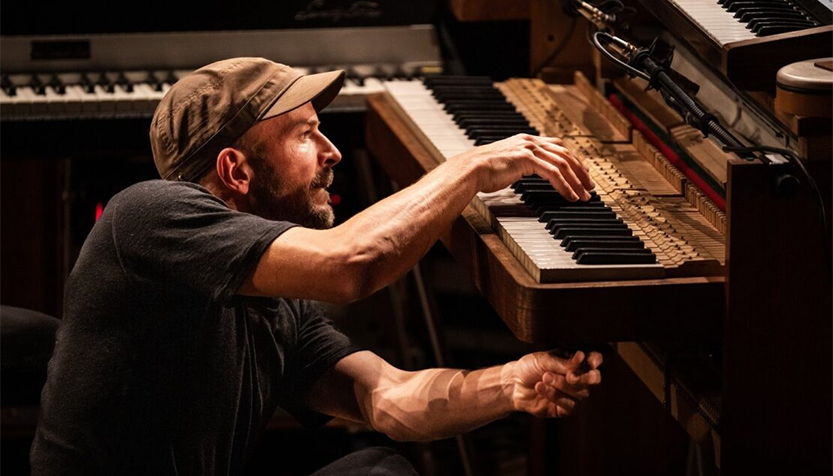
[310,169,334,189]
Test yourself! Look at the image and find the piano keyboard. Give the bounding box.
[383,77,725,283]
[0,66,415,120]
[669,0,825,45]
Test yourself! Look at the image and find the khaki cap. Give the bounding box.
[150,57,345,181]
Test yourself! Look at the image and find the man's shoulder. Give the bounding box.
[113,179,210,203]
[108,180,223,214]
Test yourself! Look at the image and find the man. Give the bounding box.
[31,57,601,475]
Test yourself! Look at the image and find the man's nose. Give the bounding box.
[320,134,342,167]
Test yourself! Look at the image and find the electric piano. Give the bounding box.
[0,26,442,121]
[633,0,833,89]
[364,1,831,471]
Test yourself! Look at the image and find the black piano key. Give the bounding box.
[512,176,549,188]
[521,189,571,203]
[474,135,517,146]
[97,74,115,93]
[522,189,601,206]
[754,22,815,35]
[543,215,620,226]
[736,8,806,20]
[424,76,493,87]
[546,219,627,231]
[345,68,363,87]
[747,16,815,28]
[115,72,134,93]
[561,235,641,247]
[164,71,179,86]
[553,227,633,239]
[47,75,66,94]
[752,17,816,30]
[573,247,653,258]
[464,124,537,132]
[374,67,394,81]
[1,75,16,96]
[445,102,516,113]
[514,182,556,193]
[574,250,657,265]
[728,2,798,12]
[563,238,644,252]
[466,128,538,140]
[547,204,610,211]
[147,71,164,92]
[435,92,507,102]
[30,75,46,95]
[454,110,526,119]
[537,204,609,220]
[79,74,96,93]
[544,210,618,221]
[723,0,792,10]
[458,117,532,127]
[431,85,503,93]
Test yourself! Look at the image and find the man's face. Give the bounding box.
[243,103,342,229]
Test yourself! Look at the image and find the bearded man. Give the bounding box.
[30,57,601,476]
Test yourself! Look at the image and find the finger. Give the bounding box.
[533,145,589,201]
[551,393,578,417]
[535,381,558,401]
[565,350,585,372]
[539,351,578,374]
[536,140,595,192]
[587,352,604,370]
[532,161,580,201]
[551,369,602,398]
[566,369,602,388]
[544,373,590,399]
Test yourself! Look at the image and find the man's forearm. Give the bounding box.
[363,363,516,442]
[333,156,481,299]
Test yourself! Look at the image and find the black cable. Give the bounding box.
[723,145,832,280]
[592,31,650,80]
[533,18,578,77]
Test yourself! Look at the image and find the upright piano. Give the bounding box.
[365,0,832,473]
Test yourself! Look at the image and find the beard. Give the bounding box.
[248,156,335,230]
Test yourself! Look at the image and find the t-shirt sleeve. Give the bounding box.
[276,300,363,427]
[108,181,294,305]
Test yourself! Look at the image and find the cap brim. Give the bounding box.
[260,69,345,120]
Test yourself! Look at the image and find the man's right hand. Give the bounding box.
[450,133,596,201]
[502,350,603,418]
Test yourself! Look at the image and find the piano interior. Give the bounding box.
[1,0,831,474]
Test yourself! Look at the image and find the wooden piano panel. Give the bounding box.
[366,92,724,345]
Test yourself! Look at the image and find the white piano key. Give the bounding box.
[668,0,757,44]
[0,88,20,117]
[13,86,37,116]
[93,85,118,115]
[65,85,100,116]
[111,85,137,114]
[43,86,67,116]
[61,85,84,116]
[131,83,164,114]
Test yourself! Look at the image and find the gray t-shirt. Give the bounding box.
[31,180,359,476]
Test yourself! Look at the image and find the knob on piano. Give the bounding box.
[775,57,833,118]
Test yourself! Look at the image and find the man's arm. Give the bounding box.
[240,134,595,303]
[305,350,602,442]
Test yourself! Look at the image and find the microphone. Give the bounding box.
[566,0,618,30]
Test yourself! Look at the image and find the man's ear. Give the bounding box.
[215,147,253,195]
